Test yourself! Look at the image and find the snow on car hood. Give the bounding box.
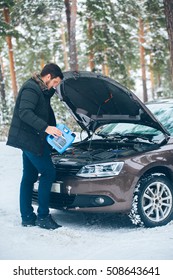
[57,71,169,135]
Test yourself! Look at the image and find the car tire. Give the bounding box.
[129,174,173,227]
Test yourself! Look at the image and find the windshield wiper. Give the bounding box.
[122,133,156,143]
[97,132,123,138]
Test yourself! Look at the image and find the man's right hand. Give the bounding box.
[45,126,62,137]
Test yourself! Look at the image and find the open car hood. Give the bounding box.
[57,71,169,136]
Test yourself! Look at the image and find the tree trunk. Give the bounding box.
[3,7,18,100]
[69,0,78,71]
[88,18,95,71]
[64,0,78,71]
[139,18,148,102]
[157,73,162,98]
[40,54,45,69]
[61,23,69,70]
[149,52,155,100]
[102,50,109,76]
[146,22,155,99]
[64,0,71,45]
[0,57,7,124]
[0,58,6,105]
[163,0,173,82]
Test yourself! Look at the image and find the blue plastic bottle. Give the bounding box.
[47,124,75,154]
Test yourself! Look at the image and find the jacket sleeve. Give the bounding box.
[18,87,48,132]
[48,106,56,126]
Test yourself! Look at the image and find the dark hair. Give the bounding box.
[40,63,64,79]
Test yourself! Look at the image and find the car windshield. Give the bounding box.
[96,101,173,138]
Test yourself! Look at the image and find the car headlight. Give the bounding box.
[76,162,124,178]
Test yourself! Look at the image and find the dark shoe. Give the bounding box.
[22,213,37,227]
[35,214,62,230]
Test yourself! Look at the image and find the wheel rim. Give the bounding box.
[142,181,172,223]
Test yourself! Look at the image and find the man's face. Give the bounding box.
[45,74,62,89]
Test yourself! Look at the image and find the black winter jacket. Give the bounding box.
[7,77,56,155]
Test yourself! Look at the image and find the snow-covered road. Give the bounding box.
[0,142,173,260]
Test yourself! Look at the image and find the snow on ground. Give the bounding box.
[0,141,173,261]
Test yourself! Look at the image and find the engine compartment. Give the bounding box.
[52,137,160,167]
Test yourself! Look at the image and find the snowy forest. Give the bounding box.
[0,0,173,137]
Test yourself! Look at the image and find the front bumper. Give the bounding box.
[32,171,135,213]
[32,190,114,210]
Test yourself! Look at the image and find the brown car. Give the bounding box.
[33,71,173,228]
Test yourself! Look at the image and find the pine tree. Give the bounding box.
[163,0,173,82]
[64,0,78,71]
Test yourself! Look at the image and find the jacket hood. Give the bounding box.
[31,74,55,97]
[57,71,169,136]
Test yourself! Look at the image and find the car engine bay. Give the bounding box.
[52,136,160,167]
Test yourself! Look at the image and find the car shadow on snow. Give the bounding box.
[52,210,136,230]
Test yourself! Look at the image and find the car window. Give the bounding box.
[97,123,158,136]
[147,103,173,135]
[96,102,173,137]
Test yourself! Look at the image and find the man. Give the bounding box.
[7,63,64,230]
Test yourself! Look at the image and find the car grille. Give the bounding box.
[55,164,81,177]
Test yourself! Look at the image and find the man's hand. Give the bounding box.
[45,126,62,137]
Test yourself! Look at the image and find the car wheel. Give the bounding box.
[129,174,173,227]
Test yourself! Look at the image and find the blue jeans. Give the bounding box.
[20,143,56,221]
